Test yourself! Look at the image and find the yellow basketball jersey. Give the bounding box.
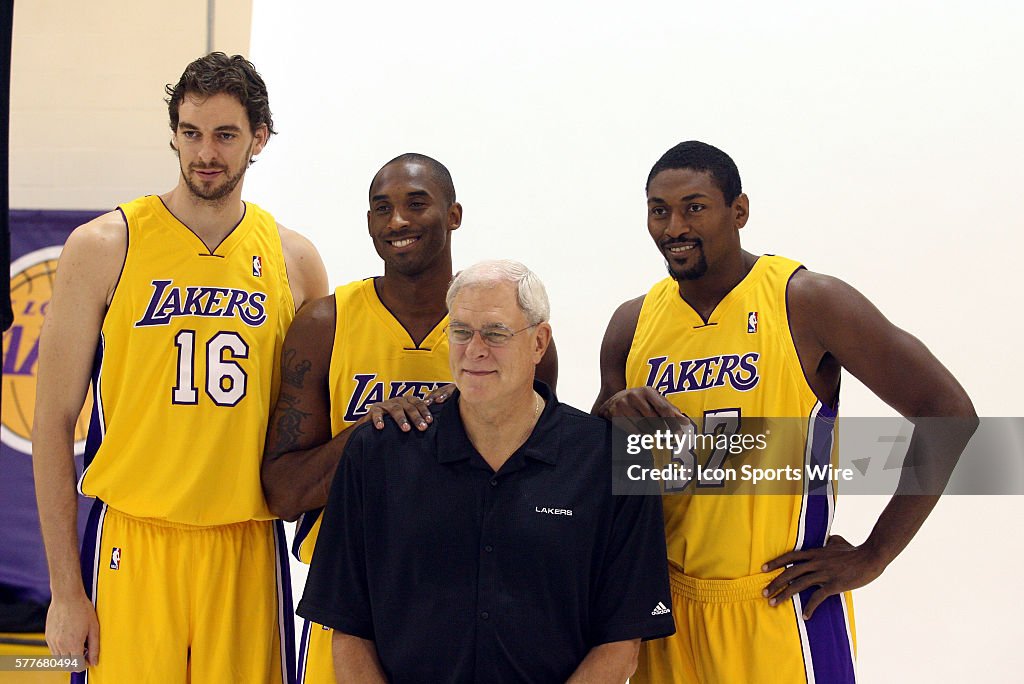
[625,256,839,579]
[78,195,293,525]
[294,278,451,562]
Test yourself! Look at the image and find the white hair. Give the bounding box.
[446,259,550,324]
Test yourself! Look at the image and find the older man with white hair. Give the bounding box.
[298,259,675,683]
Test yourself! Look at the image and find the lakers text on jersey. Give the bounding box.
[78,195,294,525]
[295,278,451,684]
[626,256,856,684]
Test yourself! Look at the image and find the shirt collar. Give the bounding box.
[435,381,560,465]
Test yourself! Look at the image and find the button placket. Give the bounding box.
[477,471,499,631]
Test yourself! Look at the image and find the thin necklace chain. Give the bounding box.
[520,391,542,447]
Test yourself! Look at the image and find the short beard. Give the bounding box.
[184,164,247,203]
[180,142,252,203]
[666,252,708,281]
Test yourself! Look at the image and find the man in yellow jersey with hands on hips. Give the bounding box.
[260,153,558,683]
[32,53,328,683]
[594,141,977,683]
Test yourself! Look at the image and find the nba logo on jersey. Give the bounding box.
[747,311,759,333]
[110,547,121,570]
[252,255,263,277]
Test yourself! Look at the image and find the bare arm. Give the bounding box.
[332,632,387,683]
[765,271,978,617]
[591,297,640,413]
[261,296,360,521]
[279,223,329,310]
[262,295,457,519]
[566,639,640,684]
[33,212,127,664]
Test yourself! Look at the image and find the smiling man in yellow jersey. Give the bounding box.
[261,153,558,683]
[33,53,328,683]
[594,141,976,683]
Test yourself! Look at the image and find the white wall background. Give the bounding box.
[246,1,1023,680]
[9,0,253,209]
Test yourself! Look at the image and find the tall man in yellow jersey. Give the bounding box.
[33,53,328,683]
[594,141,977,683]
[261,153,558,683]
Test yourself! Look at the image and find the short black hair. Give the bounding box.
[373,153,456,206]
[646,141,742,205]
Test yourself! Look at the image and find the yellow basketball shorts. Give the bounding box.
[297,619,334,684]
[633,566,856,683]
[73,502,295,683]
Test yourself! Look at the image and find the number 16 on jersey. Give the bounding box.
[172,329,249,406]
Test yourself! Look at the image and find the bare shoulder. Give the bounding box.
[58,211,129,303]
[278,222,324,270]
[41,212,128,364]
[291,293,337,333]
[603,295,646,347]
[65,210,128,258]
[787,268,885,335]
[278,222,317,254]
[613,294,646,320]
[596,294,646,392]
[277,222,329,309]
[598,294,643,374]
[787,267,974,417]
[281,294,337,374]
[787,268,856,303]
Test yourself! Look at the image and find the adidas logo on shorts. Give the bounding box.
[651,601,671,616]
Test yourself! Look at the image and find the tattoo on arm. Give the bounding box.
[282,349,313,389]
[273,392,311,453]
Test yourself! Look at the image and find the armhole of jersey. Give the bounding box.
[105,207,131,316]
[84,208,129,490]
[783,264,836,411]
[328,289,344,399]
[275,223,297,315]
[327,287,350,434]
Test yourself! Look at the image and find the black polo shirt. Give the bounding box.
[298,382,674,683]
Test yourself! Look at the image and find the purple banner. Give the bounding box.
[2,209,105,607]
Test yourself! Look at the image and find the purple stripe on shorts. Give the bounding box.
[78,499,104,599]
[297,619,313,684]
[801,406,836,550]
[275,520,297,684]
[800,590,856,683]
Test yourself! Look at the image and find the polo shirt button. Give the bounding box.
[480,611,490,620]
[490,479,498,487]
[484,545,493,553]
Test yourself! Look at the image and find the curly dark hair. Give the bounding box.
[165,52,276,138]
[646,141,742,206]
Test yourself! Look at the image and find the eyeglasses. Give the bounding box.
[445,323,537,347]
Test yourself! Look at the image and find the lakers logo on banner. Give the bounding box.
[2,246,93,455]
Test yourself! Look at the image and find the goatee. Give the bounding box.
[665,252,708,282]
